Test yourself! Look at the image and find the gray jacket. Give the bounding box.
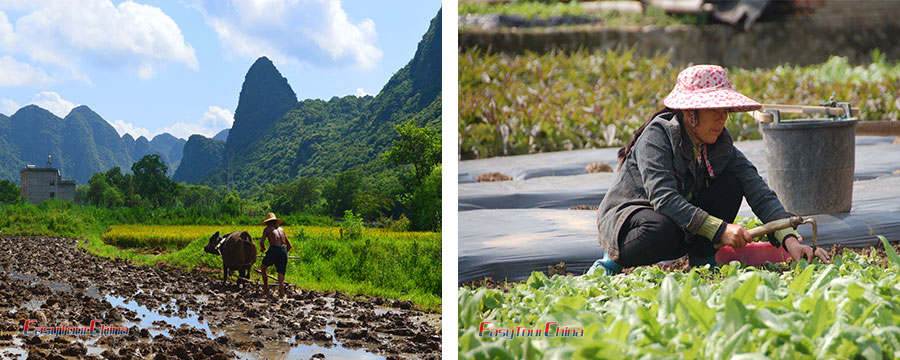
[596,111,793,261]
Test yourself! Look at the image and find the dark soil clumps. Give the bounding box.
[476,172,512,182]
[0,236,440,359]
[585,162,613,173]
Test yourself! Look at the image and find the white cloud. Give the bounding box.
[28,91,75,117]
[201,105,233,128]
[110,119,151,139]
[137,63,156,80]
[162,105,234,138]
[111,105,233,139]
[0,11,15,49]
[0,1,198,82]
[1,98,18,115]
[193,0,382,69]
[0,1,42,12]
[0,55,51,86]
[160,122,210,139]
[0,92,75,117]
[354,87,369,97]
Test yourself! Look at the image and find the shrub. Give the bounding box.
[402,165,442,231]
[0,180,19,203]
[388,215,411,232]
[341,210,364,240]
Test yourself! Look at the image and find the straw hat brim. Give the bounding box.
[261,217,284,226]
[663,87,761,113]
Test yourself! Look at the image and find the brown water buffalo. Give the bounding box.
[204,231,257,285]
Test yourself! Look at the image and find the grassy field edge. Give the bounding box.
[77,230,441,313]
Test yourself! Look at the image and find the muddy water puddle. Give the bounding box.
[232,325,385,360]
[373,308,403,316]
[0,337,26,360]
[103,294,219,338]
[2,270,389,359]
[7,271,72,293]
[109,296,384,359]
[235,342,386,360]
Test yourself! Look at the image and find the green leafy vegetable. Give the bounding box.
[459,248,900,359]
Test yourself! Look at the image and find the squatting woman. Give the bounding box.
[588,65,828,276]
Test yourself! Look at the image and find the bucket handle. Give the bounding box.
[752,103,855,123]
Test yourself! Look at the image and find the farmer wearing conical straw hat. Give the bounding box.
[588,65,829,276]
[259,212,292,298]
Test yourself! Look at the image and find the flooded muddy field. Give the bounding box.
[0,237,441,359]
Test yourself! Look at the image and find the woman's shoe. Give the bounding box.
[585,254,622,276]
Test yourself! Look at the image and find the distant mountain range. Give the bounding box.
[0,105,187,183]
[0,9,441,190]
[177,10,441,190]
[173,134,224,184]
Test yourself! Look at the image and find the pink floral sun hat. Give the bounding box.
[663,65,761,112]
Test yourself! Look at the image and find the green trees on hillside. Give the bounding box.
[85,155,179,208]
[270,177,320,215]
[190,11,441,192]
[178,184,219,209]
[50,122,442,232]
[87,167,135,207]
[132,154,179,207]
[402,165,441,231]
[323,170,364,218]
[384,120,441,184]
[0,180,19,203]
[385,121,442,231]
[174,135,224,184]
[219,190,244,217]
[283,121,442,231]
[87,173,124,207]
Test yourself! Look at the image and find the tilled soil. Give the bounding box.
[0,237,441,360]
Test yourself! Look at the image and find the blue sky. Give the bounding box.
[0,0,440,140]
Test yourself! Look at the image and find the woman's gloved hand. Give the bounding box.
[784,236,830,263]
[720,223,752,248]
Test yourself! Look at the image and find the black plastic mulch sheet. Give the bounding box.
[458,137,900,284]
[459,137,900,211]
[459,209,601,284]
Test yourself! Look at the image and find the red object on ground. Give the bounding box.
[716,242,791,265]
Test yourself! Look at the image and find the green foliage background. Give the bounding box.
[459,1,707,25]
[459,49,900,159]
[0,179,18,203]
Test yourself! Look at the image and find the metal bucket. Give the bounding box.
[759,111,857,215]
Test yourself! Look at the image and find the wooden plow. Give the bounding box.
[253,254,301,290]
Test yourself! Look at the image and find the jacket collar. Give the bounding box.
[657,111,734,176]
